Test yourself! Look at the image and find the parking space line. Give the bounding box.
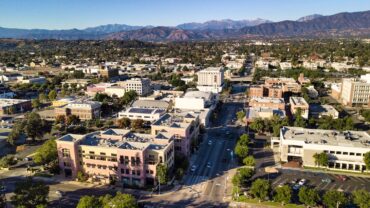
[349,176,361,182]
[356,177,368,183]
[320,182,331,190]
[315,182,325,189]
[337,184,344,191]
[344,185,351,193]
[327,183,337,190]
[272,177,284,186]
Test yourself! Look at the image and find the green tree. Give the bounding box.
[236,111,246,122]
[77,195,102,208]
[249,118,265,133]
[48,90,57,101]
[234,143,249,159]
[364,152,370,170]
[250,179,270,202]
[31,98,41,109]
[103,192,138,208]
[66,115,80,125]
[352,189,370,208]
[117,117,131,128]
[24,112,43,141]
[33,139,57,165]
[323,190,347,208]
[298,186,320,207]
[11,177,49,208]
[0,155,17,168]
[232,167,254,187]
[156,164,168,185]
[7,122,24,145]
[238,134,250,145]
[243,156,256,167]
[38,93,48,103]
[131,119,144,130]
[313,152,329,167]
[273,185,292,205]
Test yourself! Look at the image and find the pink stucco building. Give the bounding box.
[57,129,174,187]
[151,112,200,157]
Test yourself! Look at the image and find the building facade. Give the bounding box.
[289,97,309,119]
[273,126,370,172]
[57,129,174,186]
[340,77,370,107]
[118,78,152,96]
[196,67,224,93]
[55,101,101,120]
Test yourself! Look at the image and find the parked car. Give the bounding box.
[208,140,213,145]
[298,179,307,186]
[336,175,347,182]
[190,165,197,172]
[290,179,298,185]
[322,178,332,183]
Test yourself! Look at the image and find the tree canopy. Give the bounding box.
[11,177,49,208]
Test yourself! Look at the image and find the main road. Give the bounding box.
[141,99,244,207]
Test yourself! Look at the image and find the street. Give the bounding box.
[140,100,244,207]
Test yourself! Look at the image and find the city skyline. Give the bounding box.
[0,0,369,29]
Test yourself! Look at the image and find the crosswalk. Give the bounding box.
[185,175,208,186]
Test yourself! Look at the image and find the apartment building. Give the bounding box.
[289,97,309,119]
[118,107,166,122]
[267,85,284,98]
[340,76,370,107]
[0,99,32,115]
[55,101,101,120]
[197,67,224,93]
[248,97,285,110]
[118,78,152,96]
[248,85,264,97]
[309,104,339,119]
[265,77,301,94]
[151,112,200,157]
[273,126,370,172]
[57,129,174,186]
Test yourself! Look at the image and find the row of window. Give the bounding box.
[323,150,364,156]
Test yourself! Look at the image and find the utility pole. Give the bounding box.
[158,175,161,195]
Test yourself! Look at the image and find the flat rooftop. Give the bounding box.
[152,112,196,128]
[0,99,30,107]
[290,97,308,106]
[58,129,169,150]
[250,96,284,104]
[126,107,165,115]
[281,126,370,148]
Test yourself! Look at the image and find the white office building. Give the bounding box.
[196,67,224,93]
[118,78,152,96]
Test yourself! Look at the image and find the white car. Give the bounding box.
[298,179,306,186]
[190,165,197,172]
[208,140,213,145]
[206,162,212,168]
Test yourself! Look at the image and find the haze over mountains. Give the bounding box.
[0,10,369,41]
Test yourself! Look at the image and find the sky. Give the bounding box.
[0,0,369,29]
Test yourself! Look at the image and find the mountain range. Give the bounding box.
[0,11,369,41]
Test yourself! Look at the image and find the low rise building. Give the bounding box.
[0,99,32,115]
[55,101,101,120]
[57,129,174,186]
[118,78,152,96]
[274,126,370,172]
[289,97,309,119]
[309,104,339,119]
[118,108,166,122]
[246,107,286,122]
[340,76,370,107]
[248,97,285,110]
[62,79,91,89]
[248,85,264,97]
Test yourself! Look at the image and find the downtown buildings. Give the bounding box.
[272,126,370,172]
[197,67,224,93]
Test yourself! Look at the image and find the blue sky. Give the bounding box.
[0,0,369,29]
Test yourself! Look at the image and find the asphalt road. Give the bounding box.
[141,101,244,207]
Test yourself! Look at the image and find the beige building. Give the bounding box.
[340,77,370,107]
[289,97,309,119]
[118,78,152,96]
[197,67,224,93]
[272,126,370,172]
[55,101,101,120]
[248,97,285,110]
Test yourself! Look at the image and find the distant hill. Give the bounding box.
[176,19,272,30]
[297,14,323,22]
[240,11,370,37]
[0,10,369,41]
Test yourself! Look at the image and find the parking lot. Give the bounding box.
[270,169,370,193]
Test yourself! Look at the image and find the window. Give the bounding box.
[329,151,335,154]
[125,169,129,174]
[350,152,355,156]
[356,153,361,156]
[100,152,106,156]
[137,170,141,176]
[343,152,348,155]
[336,151,341,155]
[62,149,71,158]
